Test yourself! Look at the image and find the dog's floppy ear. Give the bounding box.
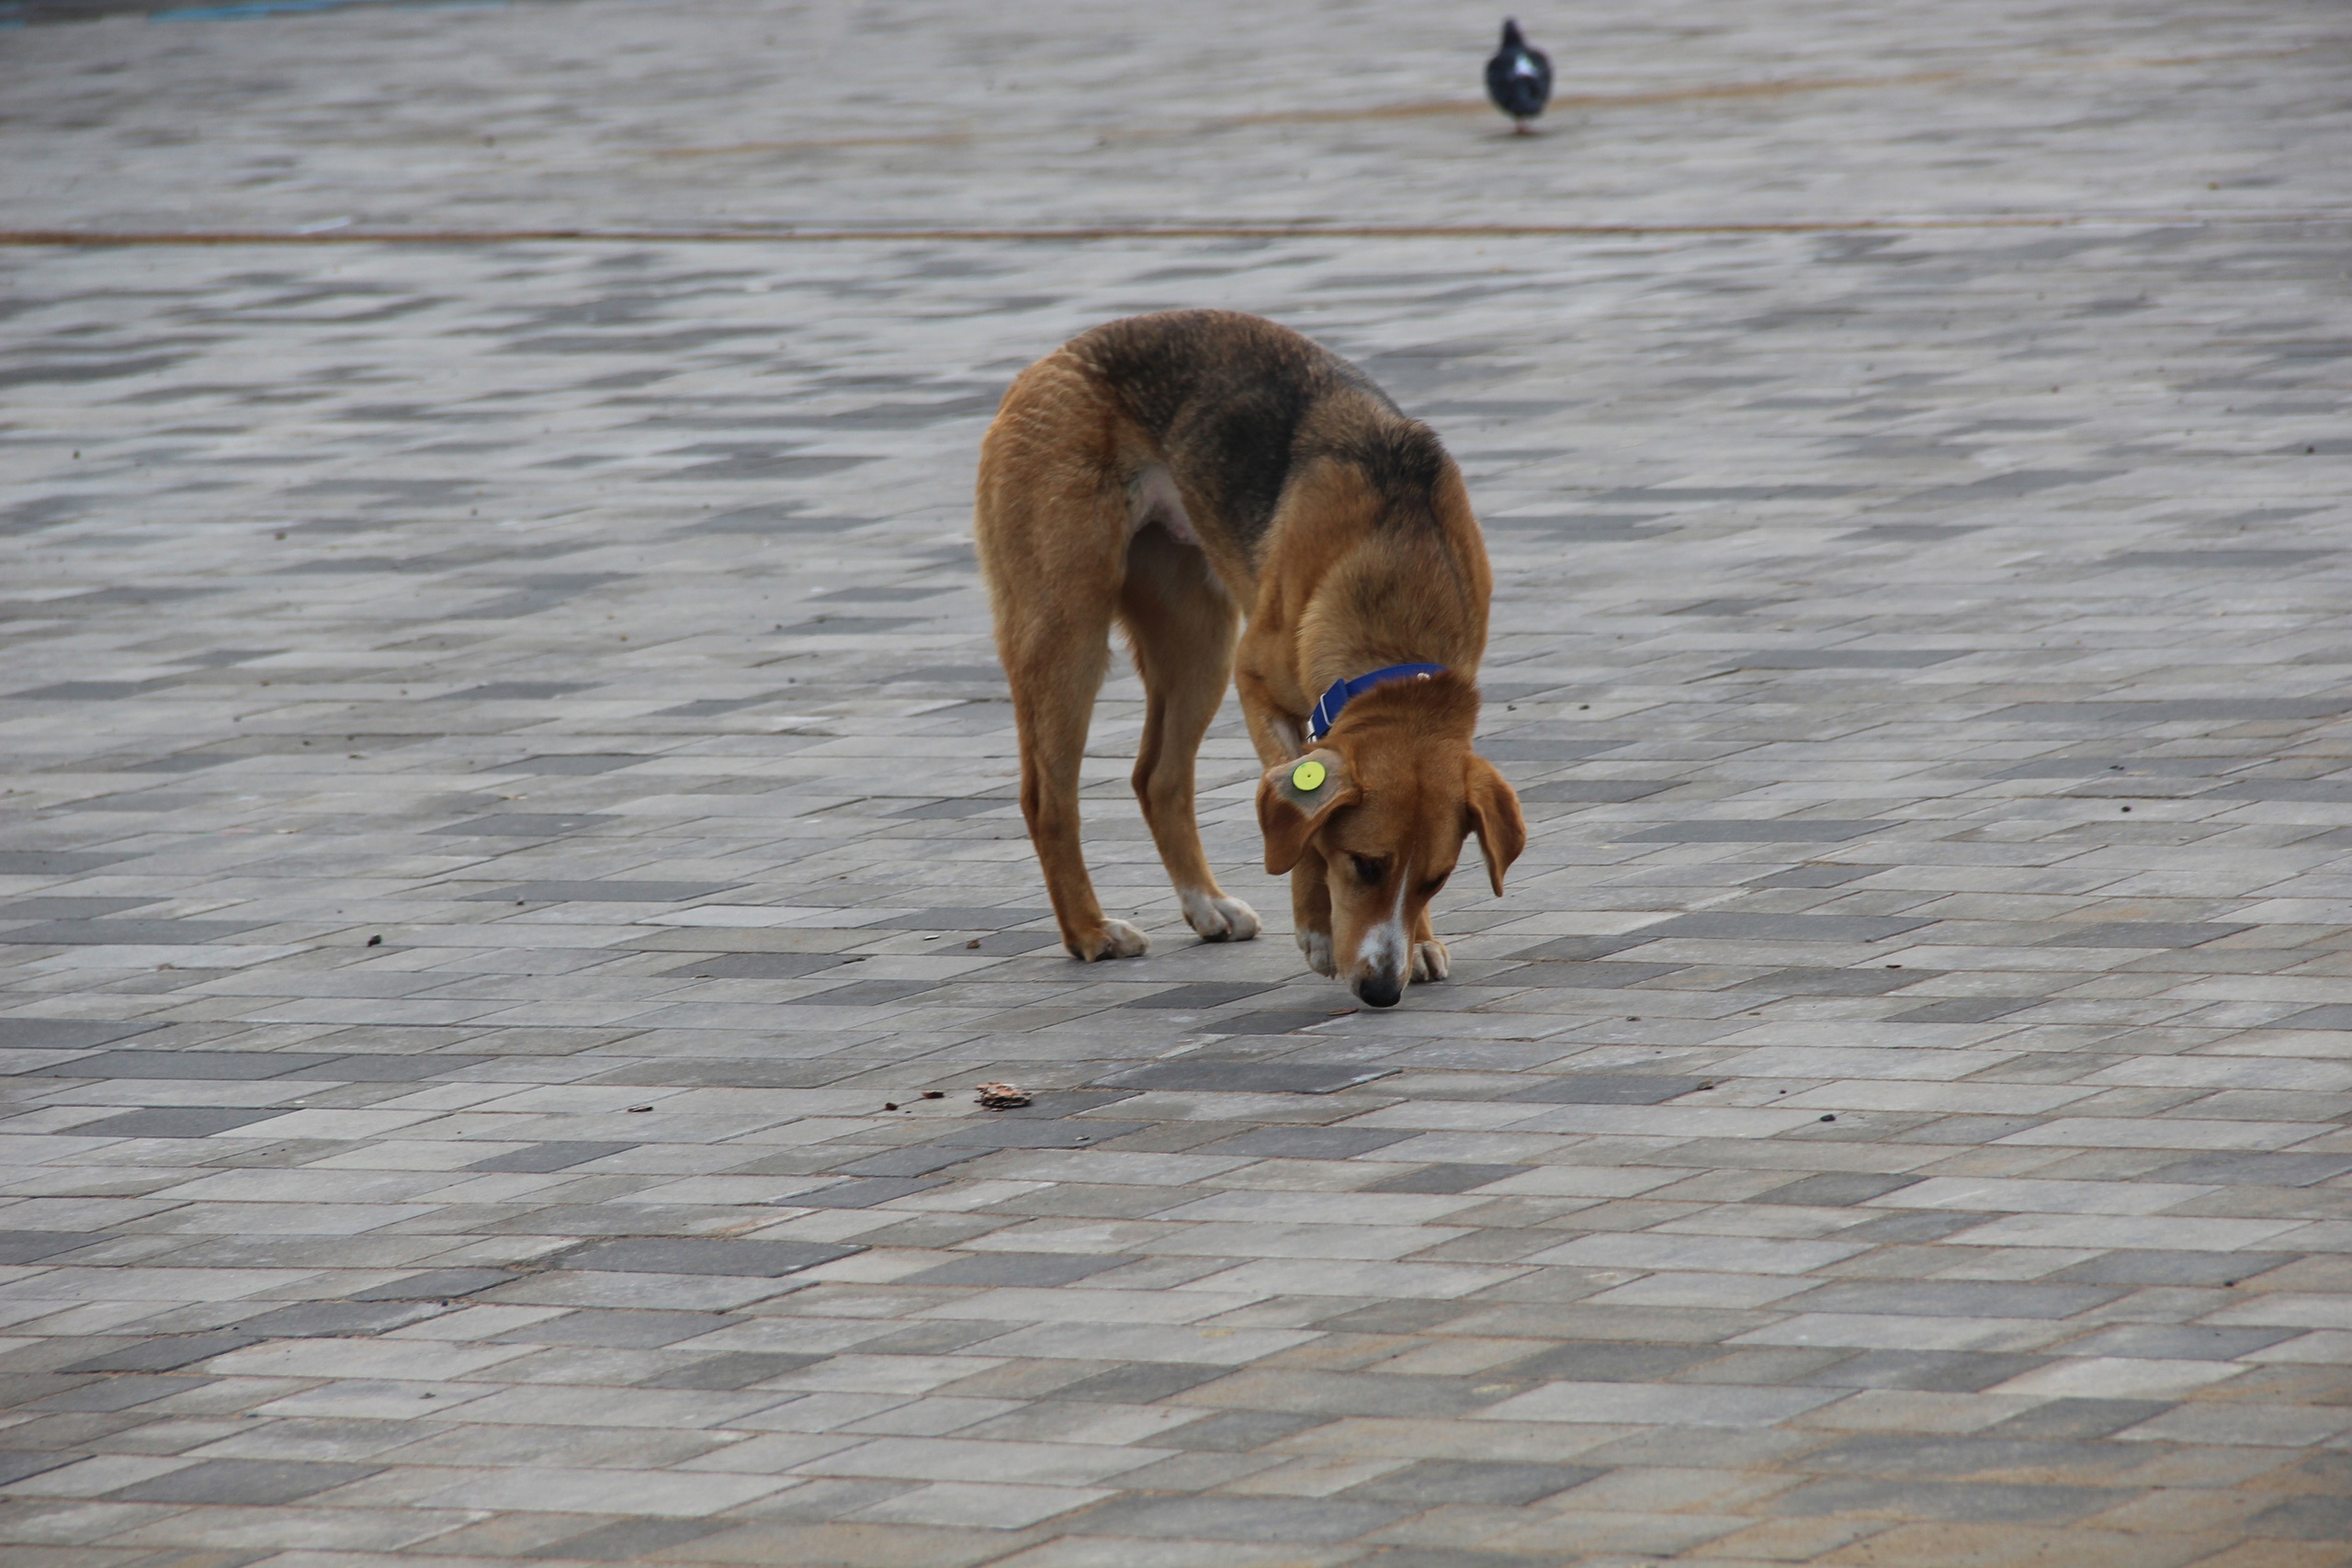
[1464,754,1526,897]
[1258,749,1360,874]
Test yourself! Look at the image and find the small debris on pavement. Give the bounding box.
[976,1081,1030,1109]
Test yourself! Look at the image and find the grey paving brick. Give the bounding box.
[1158,1411,1332,1451]
[658,953,862,980]
[1360,1162,1529,1194]
[1637,913,1930,943]
[1752,1173,1924,1207]
[315,1053,498,1081]
[0,1020,158,1050]
[1786,1281,2131,1319]
[1102,1060,1394,1093]
[790,1176,951,1208]
[1118,982,1284,1010]
[1623,820,1884,843]
[463,881,739,903]
[1499,1342,1728,1382]
[832,1146,986,1179]
[781,980,942,1008]
[67,1108,285,1138]
[62,1333,257,1373]
[861,908,1055,931]
[555,1239,864,1277]
[900,1253,1132,1288]
[1048,1363,1227,1404]
[1194,1125,1418,1159]
[1504,934,1657,963]
[349,1269,519,1301]
[29,1374,215,1413]
[490,1310,739,1348]
[0,1230,102,1265]
[25,1049,339,1079]
[1889,997,2041,1023]
[2039,922,2251,948]
[1769,1477,2119,1523]
[1742,966,1928,997]
[467,1141,639,1173]
[1979,1400,2178,1440]
[2051,1251,2299,1288]
[934,1121,1148,1150]
[0,919,269,944]
[1507,1074,1711,1104]
[1340,1460,1605,1506]
[1202,1010,1361,1035]
[107,1459,384,1505]
[0,1452,81,1487]
[527,1519,732,1559]
[1804,1352,2052,1393]
[2245,1495,2352,1542]
[1497,959,1690,988]
[636,1351,823,1390]
[2056,1324,2299,1361]
[1066,1495,1408,1541]
[2145,1153,2352,1187]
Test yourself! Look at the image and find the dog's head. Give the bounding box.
[1256,672,1525,1008]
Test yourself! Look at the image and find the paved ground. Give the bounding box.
[6,1,2352,1564]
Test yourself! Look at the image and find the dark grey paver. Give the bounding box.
[466,1141,638,1173]
[1507,1074,1711,1104]
[62,1333,257,1373]
[900,1252,1132,1287]
[1102,1059,1394,1093]
[107,1460,383,1506]
[68,1107,288,1138]
[555,1238,863,1277]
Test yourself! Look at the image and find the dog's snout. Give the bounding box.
[1353,971,1405,1009]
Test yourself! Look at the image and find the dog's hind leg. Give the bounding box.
[977,356,1148,962]
[1120,524,1260,945]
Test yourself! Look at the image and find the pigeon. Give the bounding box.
[1486,18,1553,132]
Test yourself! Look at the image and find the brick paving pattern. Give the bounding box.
[4,1,2351,1564]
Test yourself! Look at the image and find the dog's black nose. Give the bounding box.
[1354,973,1404,1009]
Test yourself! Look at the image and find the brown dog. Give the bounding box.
[975,310,1524,1008]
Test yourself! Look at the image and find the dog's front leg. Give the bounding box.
[1409,905,1451,984]
[1291,847,1336,976]
[1233,661,1306,766]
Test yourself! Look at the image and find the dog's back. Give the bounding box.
[1065,310,1461,566]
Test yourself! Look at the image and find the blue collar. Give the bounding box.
[1306,663,1447,741]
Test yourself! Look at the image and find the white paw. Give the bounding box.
[1182,891,1261,943]
[1075,919,1150,961]
[1411,939,1451,983]
[1297,929,1336,976]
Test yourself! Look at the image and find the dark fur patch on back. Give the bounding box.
[1069,310,1419,548]
[1328,420,1452,531]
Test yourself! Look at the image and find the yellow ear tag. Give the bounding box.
[1291,759,1327,793]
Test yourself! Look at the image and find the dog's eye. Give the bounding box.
[1348,854,1386,886]
[1420,870,1451,897]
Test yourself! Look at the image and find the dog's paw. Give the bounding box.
[1071,919,1150,961]
[1411,938,1451,984]
[1296,929,1337,976]
[1182,891,1261,943]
